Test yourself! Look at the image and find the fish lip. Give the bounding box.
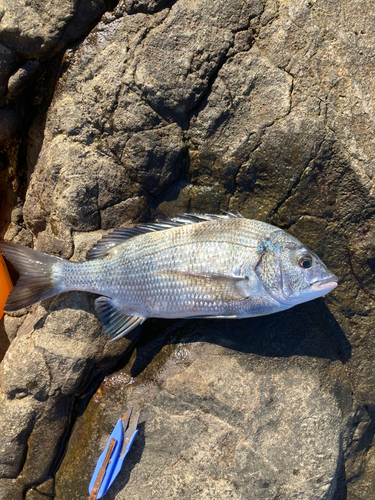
[310,275,339,290]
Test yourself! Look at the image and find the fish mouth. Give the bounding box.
[310,275,339,291]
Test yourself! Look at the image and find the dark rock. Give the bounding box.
[122,124,185,196]
[0,44,19,106]
[7,60,42,100]
[0,104,24,144]
[0,317,9,362]
[100,197,151,229]
[122,0,170,14]
[188,46,294,200]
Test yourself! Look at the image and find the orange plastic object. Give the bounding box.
[0,252,12,319]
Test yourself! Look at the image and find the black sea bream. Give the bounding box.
[0,214,338,340]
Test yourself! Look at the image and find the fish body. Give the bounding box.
[0,214,338,340]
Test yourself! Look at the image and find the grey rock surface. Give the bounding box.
[0,0,375,498]
[0,0,118,246]
[0,0,117,58]
[54,315,347,500]
[0,236,138,497]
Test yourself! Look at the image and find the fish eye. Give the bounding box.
[298,254,313,269]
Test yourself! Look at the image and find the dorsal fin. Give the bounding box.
[86,212,243,260]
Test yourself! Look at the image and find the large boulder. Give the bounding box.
[54,311,349,500]
[1,0,375,498]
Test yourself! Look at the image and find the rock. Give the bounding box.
[122,124,185,196]
[119,0,171,15]
[0,0,116,58]
[100,197,151,230]
[132,0,262,123]
[0,318,9,362]
[188,46,295,201]
[36,478,54,496]
[0,478,24,500]
[0,290,137,487]
[0,104,24,144]
[7,60,42,100]
[0,0,75,57]
[0,44,19,106]
[25,489,51,500]
[54,315,347,499]
[0,0,121,250]
[0,0,375,498]
[3,313,26,343]
[133,0,230,122]
[22,8,186,245]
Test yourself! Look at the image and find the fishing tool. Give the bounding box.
[89,408,140,499]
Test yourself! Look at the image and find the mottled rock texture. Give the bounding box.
[0,0,375,498]
[55,314,348,500]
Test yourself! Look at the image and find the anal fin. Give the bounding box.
[95,297,145,341]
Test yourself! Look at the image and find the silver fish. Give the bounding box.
[0,214,338,340]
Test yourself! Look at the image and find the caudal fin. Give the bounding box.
[0,242,64,311]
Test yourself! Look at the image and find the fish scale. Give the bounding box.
[0,214,338,340]
[57,219,264,317]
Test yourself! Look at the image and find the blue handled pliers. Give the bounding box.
[88,408,140,499]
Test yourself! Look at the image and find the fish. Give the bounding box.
[0,213,338,340]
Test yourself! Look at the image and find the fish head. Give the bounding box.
[255,230,338,306]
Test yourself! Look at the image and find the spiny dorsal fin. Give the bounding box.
[86,212,243,260]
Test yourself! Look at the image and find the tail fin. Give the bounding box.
[0,242,64,311]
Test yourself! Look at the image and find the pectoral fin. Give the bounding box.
[159,270,249,302]
[95,297,145,341]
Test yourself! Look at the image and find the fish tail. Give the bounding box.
[0,242,65,311]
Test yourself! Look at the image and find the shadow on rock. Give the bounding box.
[0,316,10,363]
[130,298,351,379]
